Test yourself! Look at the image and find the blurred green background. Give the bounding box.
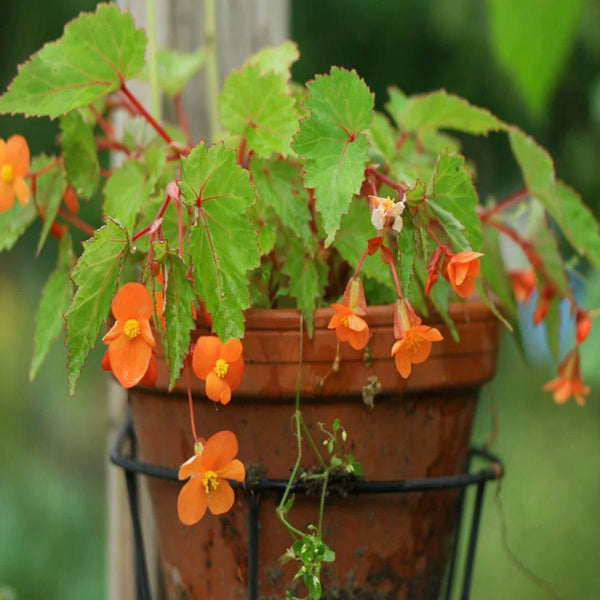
[1,1,599,598]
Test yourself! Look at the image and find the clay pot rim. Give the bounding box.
[242,300,494,331]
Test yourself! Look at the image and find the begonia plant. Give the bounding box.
[1,3,598,597]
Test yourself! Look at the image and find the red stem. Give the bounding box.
[367,166,408,194]
[185,362,199,442]
[96,139,132,155]
[89,103,114,138]
[480,188,528,221]
[120,82,173,146]
[57,207,95,237]
[173,93,193,148]
[26,157,62,179]
[132,194,171,242]
[388,258,404,300]
[236,136,247,167]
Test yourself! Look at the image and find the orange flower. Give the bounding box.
[444,251,483,299]
[575,308,592,345]
[0,135,30,212]
[177,430,245,525]
[391,325,443,378]
[102,283,156,388]
[101,350,158,387]
[543,349,589,407]
[533,284,554,325]
[509,268,536,303]
[192,336,244,404]
[328,303,370,350]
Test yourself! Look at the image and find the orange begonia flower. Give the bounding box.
[391,325,443,378]
[328,304,369,350]
[192,336,244,404]
[533,284,554,325]
[575,308,592,345]
[177,430,245,525]
[444,251,483,299]
[509,268,536,303]
[101,350,158,387]
[102,282,156,389]
[543,349,589,407]
[0,135,30,212]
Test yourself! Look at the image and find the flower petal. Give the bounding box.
[0,180,14,212]
[394,351,412,378]
[451,261,470,286]
[410,338,432,364]
[112,282,153,321]
[349,326,370,350]
[207,478,235,515]
[13,177,30,205]
[224,356,245,391]
[217,458,246,482]
[423,326,443,342]
[205,371,231,404]
[201,430,239,471]
[178,454,203,480]
[108,334,152,388]
[177,476,208,525]
[192,336,222,380]
[139,318,156,348]
[221,338,243,363]
[6,135,30,177]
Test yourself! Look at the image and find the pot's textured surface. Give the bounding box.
[129,302,500,599]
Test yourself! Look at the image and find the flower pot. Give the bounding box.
[129,302,500,599]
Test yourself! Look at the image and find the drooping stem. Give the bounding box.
[388,259,404,300]
[480,188,528,221]
[57,207,95,237]
[132,193,171,242]
[26,157,62,179]
[185,362,199,442]
[204,0,220,142]
[367,165,409,195]
[89,104,115,138]
[120,83,173,145]
[146,0,160,120]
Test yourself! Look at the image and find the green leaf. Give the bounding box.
[431,152,482,251]
[60,110,100,199]
[65,218,129,393]
[250,157,312,247]
[244,41,299,79]
[30,234,74,380]
[398,218,416,296]
[258,223,276,255]
[292,68,374,245]
[368,111,398,165]
[140,47,205,97]
[0,4,146,118]
[480,223,517,319]
[488,0,584,120]
[219,64,299,157]
[390,89,506,135]
[104,148,166,233]
[160,248,196,389]
[384,87,410,129]
[35,156,66,255]
[544,294,562,361]
[180,143,259,339]
[0,199,36,252]
[334,198,392,288]
[282,237,324,336]
[428,198,471,251]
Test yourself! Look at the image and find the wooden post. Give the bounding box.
[108,2,289,598]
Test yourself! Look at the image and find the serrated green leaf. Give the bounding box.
[258,223,276,255]
[385,87,410,129]
[431,152,482,251]
[60,110,100,199]
[104,148,166,233]
[398,218,416,295]
[219,64,298,157]
[30,234,74,381]
[35,157,66,255]
[282,237,324,336]
[394,90,506,135]
[334,198,392,288]
[180,143,259,339]
[292,68,374,245]
[65,218,129,393]
[140,47,205,97]
[161,249,196,388]
[244,41,299,79]
[0,4,146,118]
[488,0,584,119]
[0,199,36,252]
[250,157,312,247]
[406,179,426,206]
[428,198,471,251]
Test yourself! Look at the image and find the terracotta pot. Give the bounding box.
[129,302,500,599]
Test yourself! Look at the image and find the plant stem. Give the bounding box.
[185,363,199,442]
[120,83,173,145]
[300,420,327,469]
[146,0,160,120]
[26,157,62,179]
[204,0,220,142]
[89,104,115,138]
[317,470,329,533]
[480,188,528,221]
[57,207,95,237]
[367,166,408,195]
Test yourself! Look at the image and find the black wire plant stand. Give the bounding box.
[111,417,503,600]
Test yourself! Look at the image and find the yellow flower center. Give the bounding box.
[214,358,229,378]
[123,318,140,339]
[1,164,14,184]
[383,196,394,211]
[203,470,219,494]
